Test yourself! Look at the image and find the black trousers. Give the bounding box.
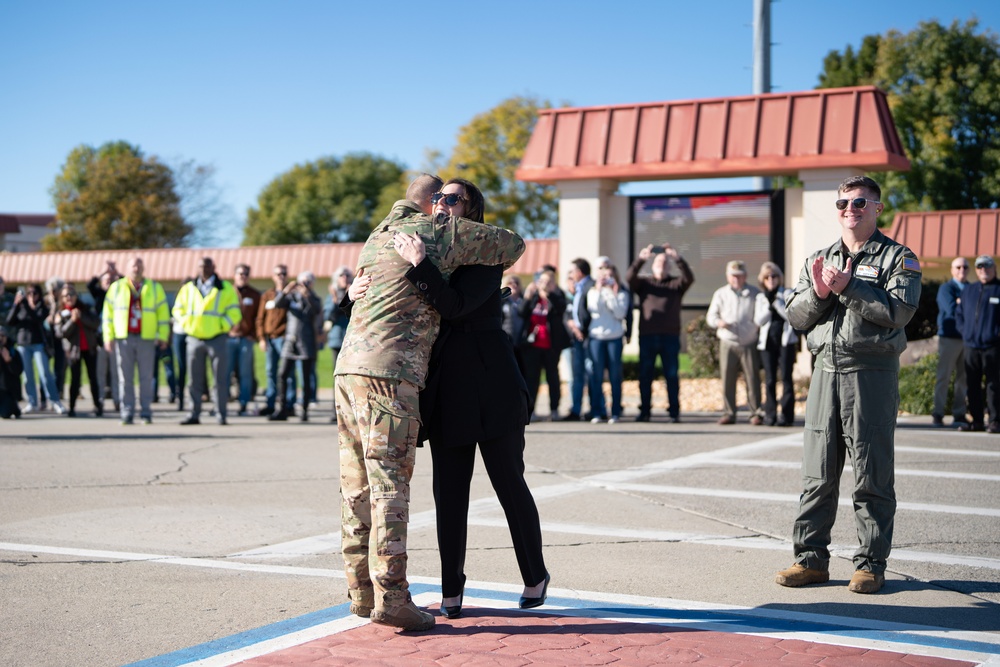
[277,357,314,412]
[430,427,547,597]
[760,342,796,424]
[68,349,99,413]
[520,345,561,416]
[964,345,1000,427]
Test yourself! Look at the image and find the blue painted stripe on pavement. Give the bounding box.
[126,582,999,665]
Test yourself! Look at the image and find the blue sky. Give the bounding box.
[2,0,997,246]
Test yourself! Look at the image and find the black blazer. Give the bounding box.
[407,260,529,448]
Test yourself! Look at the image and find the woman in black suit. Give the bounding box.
[518,269,569,421]
[355,178,549,619]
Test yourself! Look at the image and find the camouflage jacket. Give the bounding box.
[335,199,525,388]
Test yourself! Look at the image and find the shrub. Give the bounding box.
[685,315,719,378]
[906,279,940,342]
[898,352,942,415]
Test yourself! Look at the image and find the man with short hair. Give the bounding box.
[932,257,970,427]
[256,264,295,416]
[707,259,762,425]
[102,257,170,425]
[172,257,242,425]
[560,258,593,421]
[956,255,1000,433]
[229,263,261,415]
[335,174,524,631]
[777,175,921,595]
[627,243,695,423]
[0,277,15,323]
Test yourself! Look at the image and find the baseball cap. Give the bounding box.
[726,260,747,275]
[975,255,995,269]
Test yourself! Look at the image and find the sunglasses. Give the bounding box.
[274,272,287,276]
[835,197,880,211]
[763,274,782,280]
[976,263,993,269]
[431,192,467,206]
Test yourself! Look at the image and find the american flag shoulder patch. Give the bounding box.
[903,257,921,272]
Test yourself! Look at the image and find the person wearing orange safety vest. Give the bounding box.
[172,257,242,425]
[102,257,170,425]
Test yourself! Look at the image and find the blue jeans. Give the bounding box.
[587,337,624,419]
[264,337,296,410]
[638,334,681,418]
[569,338,590,416]
[16,343,60,408]
[172,332,187,399]
[227,337,255,406]
[151,343,176,400]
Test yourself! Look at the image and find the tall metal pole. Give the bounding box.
[752,0,772,191]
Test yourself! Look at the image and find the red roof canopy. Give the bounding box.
[889,209,1000,260]
[516,86,909,185]
[0,239,559,285]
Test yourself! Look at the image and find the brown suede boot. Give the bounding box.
[847,569,885,594]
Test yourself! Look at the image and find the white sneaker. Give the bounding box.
[607,417,619,424]
[53,402,67,415]
[590,416,603,424]
[22,404,35,414]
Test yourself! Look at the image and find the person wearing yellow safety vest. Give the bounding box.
[102,257,170,425]
[172,257,243,425]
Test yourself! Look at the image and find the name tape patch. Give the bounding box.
[856,264,880,279]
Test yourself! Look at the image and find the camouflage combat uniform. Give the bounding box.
[785,229,920,576]
[335,199,525,610]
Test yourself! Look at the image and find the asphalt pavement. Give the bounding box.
[1,392,998,666]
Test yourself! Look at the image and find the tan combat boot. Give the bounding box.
[371,600,435,631]
[774,563,830,587]
[847,569,885,594]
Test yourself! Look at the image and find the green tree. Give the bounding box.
[443,96,559,238]
[46,141,191,250]
[818,19,1000,218]
[243,153,405,245]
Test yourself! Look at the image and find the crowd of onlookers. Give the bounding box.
[3,249,998,429]
[0,259,354,424]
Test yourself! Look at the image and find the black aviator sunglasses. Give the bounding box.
[431,192,467,206]
[835,197,881,211]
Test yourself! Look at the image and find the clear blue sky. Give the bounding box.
[2,0,997,246]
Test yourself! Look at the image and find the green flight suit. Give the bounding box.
[785,229,921,575]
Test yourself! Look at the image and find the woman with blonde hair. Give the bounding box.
[754,261,798,426]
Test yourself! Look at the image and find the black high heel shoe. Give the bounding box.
[518,573,550,609]
[441,593,463,619]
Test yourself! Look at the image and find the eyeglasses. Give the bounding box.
[763,274,782,280]
[953,265,969,270]
[274,272,287,276]
[835,197,881,211]
[235,272,248,277]
[430,192,467,206]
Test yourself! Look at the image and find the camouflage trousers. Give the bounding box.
[335,374,420,609]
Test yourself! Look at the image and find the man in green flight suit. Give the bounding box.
[776,175,921,594]
[335,174,525,630]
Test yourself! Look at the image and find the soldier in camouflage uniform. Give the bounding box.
[776,176,921,595]
[335,174,525,631]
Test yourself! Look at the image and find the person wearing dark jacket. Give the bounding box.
[517,269,569,421]
[956,255,1000,433]
[0,324,24,418]
[626,243,694,422]
[53,285,101,417]
[354,178,549,620]
[933,257,969,427]
[268,271,321,422]
[5,284,66,415]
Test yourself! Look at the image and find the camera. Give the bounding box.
[61,309,72,319]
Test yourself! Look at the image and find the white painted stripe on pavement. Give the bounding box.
[600,481,1000,517]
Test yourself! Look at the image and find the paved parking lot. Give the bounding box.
[2,395,998,665]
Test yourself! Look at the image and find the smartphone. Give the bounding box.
[651,245,665,254]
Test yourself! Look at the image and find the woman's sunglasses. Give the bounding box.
[835,197,880,211]
[431,192,467,206]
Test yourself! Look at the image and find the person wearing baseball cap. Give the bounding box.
[706,259,763,426]
[956,255,1000,433]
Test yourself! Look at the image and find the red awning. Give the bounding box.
[517,86,909,185]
